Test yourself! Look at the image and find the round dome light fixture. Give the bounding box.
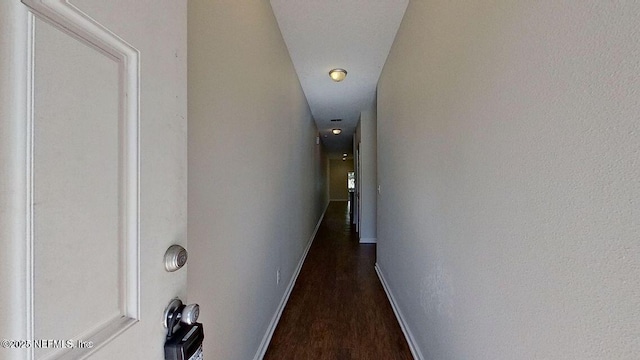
[329,68,347,82]
[332,128,342,135]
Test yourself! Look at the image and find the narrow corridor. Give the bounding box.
[264,201,412,360]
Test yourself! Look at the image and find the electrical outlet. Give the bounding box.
[276,268,280,285]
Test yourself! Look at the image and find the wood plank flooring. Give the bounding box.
[264,201,413,360]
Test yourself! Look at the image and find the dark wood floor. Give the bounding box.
[264,201,413,360]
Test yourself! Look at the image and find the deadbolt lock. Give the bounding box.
[164,245,188,272]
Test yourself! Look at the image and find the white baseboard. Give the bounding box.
[359,237,377,244]
[375,263,424,360]
[253,202,329,360]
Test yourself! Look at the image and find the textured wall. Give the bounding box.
[378,1,640,359]
[187,1,327,358]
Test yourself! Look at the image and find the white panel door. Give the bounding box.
[0,1,187,359]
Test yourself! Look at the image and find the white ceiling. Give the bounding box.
[270,0,409,156]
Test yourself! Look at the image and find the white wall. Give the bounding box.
[377,1,640,359]
[329,158,353,200]
[187,1,327,358]
[353,117,361,227]
[358,105,378,243]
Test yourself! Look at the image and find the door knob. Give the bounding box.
[164,298,200,330]
[181,303,200,325]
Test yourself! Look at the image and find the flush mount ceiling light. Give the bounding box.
[332,128,342,135]
[329,68,347,82]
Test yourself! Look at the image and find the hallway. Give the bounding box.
[264,201,412,359]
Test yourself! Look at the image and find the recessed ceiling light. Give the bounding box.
[329,68,347,82]
[343,153,348,157]
[332,128,342,135]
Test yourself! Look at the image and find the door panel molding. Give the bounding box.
[19,1,140,359]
